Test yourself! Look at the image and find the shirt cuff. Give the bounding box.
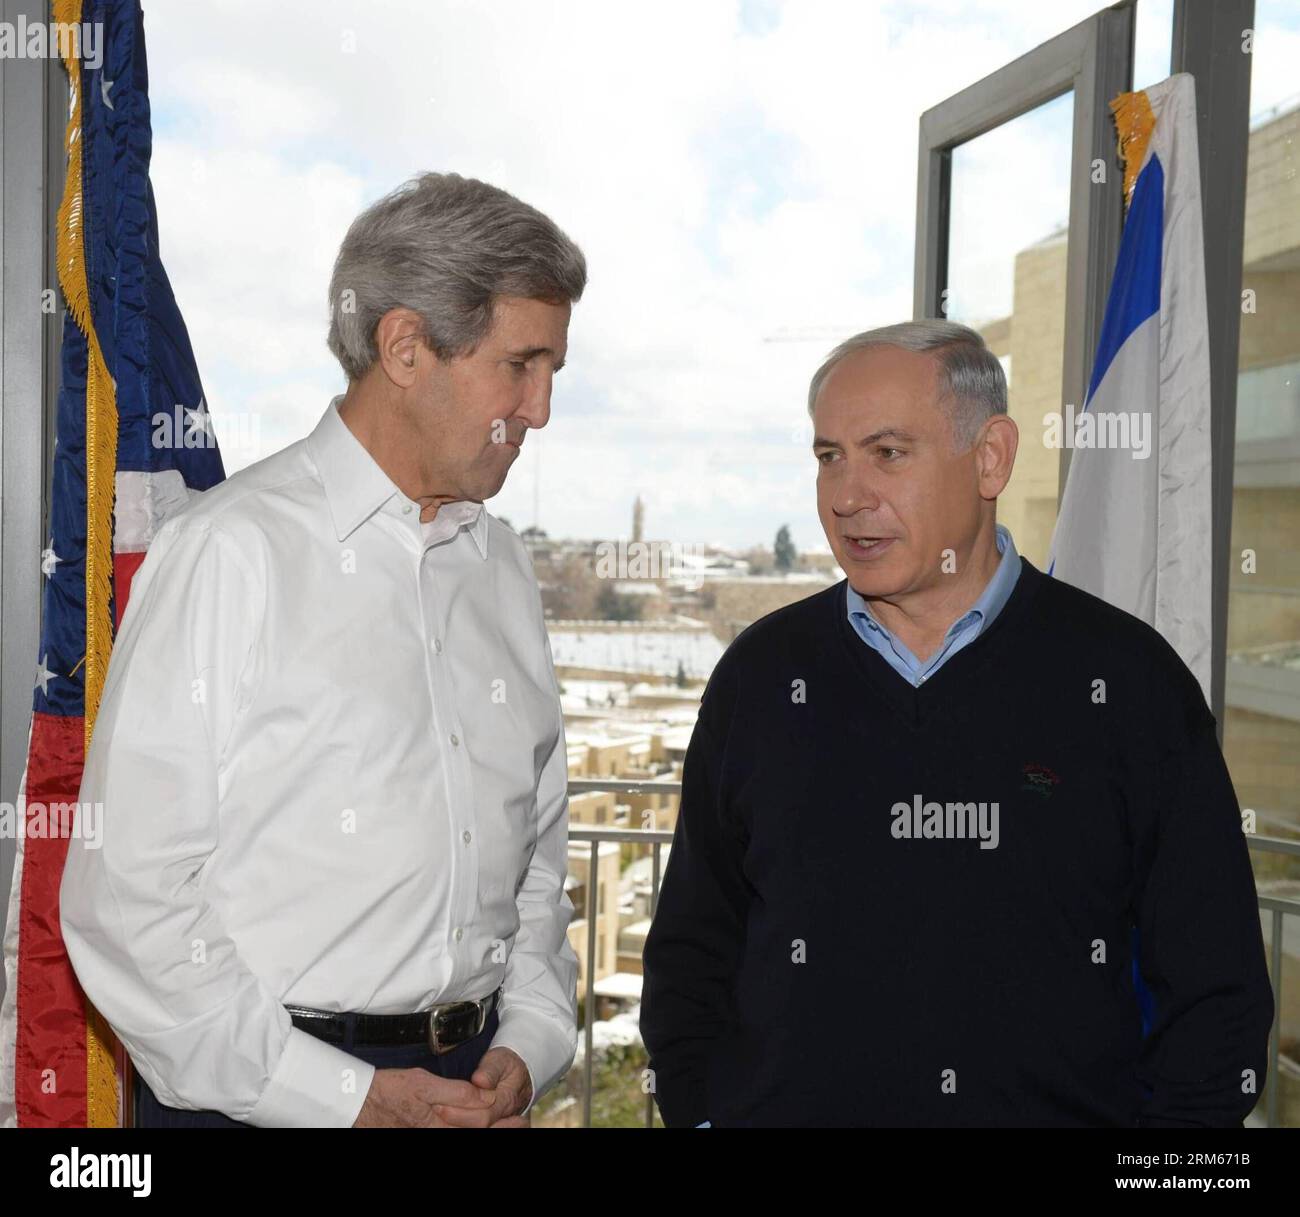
[696,1120,711,1127]
[517,1059,539,1117]
[490,1007,575,1116]
[245,1027,375,1127]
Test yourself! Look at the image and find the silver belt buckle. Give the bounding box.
[426,993,490,1055]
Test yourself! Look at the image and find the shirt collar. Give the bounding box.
[307,396,489,559]
[966,523,1019,633]
[423,499,490,559]
[846,524,1021,639]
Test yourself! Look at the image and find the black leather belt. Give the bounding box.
[286,986,503,1054]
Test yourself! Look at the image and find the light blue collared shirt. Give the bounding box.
[844,525,1021,687]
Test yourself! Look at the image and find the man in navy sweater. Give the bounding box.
[640,320,1273,1127]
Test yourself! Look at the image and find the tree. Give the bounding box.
[595,584,643,622]
[774,524,797,572]
[540,553,603,620]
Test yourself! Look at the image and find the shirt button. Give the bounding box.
[454,927,464,942]
[450,733,459,746]
[432,638,443,654]
[462,830,472,844]
[402,503,412,515]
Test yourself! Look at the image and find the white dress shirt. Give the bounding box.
[60,397,580,1127]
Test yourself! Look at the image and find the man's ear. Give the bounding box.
[976,414,1018,501]
[372,307,428,389]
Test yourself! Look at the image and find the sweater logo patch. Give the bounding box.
[1021,763,1061,798]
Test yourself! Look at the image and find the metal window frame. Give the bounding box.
[0,1,65,998]
[1171,0,1254,735]
[915,0,1257,738]
[914,0,1269,1125]
[913,2,1135,489]
[1172,0,1266,1128]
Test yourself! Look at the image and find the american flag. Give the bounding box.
[0,0,224,1127]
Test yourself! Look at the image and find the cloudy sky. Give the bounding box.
[142,0,1298,552]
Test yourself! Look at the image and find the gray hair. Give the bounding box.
[806,319,1007,449]
[327,172,587,381]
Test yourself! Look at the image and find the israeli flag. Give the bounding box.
[1048,73,1213,701]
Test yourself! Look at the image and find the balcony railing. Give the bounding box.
[1248,834,1300,1128]
[567,778,676,1128]
[566,778,1300,1128]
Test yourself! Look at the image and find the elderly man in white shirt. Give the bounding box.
[59,172,586,1128]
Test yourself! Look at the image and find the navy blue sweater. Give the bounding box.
[640,559,1273,1127]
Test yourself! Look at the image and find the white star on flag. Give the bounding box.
[35,655,54,696]
[101,77,115,109]
[185,402,214,442]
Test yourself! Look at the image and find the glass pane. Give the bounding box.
[1225,0,1300,1128]
[946,91,1074,570]
[1133,0,1174,91]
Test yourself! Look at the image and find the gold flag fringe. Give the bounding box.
[1110,89,1156,213]
[51,0,121,1131]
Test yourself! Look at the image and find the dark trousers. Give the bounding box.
[135,1007,500,1128]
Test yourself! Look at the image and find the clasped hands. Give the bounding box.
[353,1046,532,1127]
